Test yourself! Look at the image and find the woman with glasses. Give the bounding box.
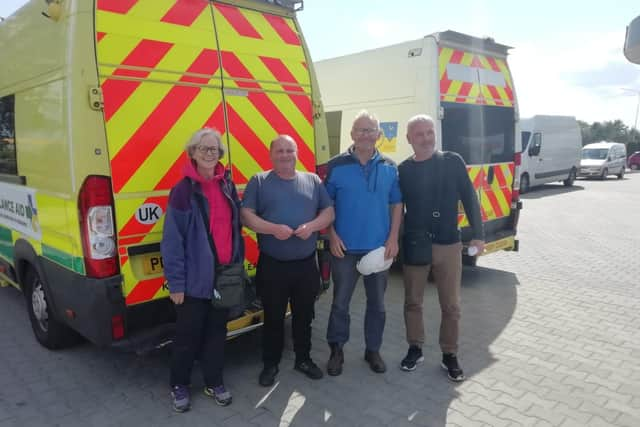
[161,128,244,412]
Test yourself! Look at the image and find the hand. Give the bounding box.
[273,224,294,240]
[170,292,184,305]
[469,239,485,255]
[294,223,314,240]
[384,237,399,260]
[329,231,346,258]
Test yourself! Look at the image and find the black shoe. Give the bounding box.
[295,359,324,380]
[441,353,465,382]
[259,365,279,387]
[327,343,344,376]
[400,346,424,372]
[364,350,387,373]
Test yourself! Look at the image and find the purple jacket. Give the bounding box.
[161,173,244,299]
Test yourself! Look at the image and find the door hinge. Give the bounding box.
[89,87,103,111]
[312,100,323,120]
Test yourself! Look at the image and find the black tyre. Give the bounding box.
[617,167,624,179]
[600,168,608,180]
[23,268,80,349]
[519,174,530,194]
[563,168,576,187]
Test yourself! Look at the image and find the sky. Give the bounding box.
[2,0,639,128]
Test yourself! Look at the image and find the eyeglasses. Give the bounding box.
[353,127,379,135]
[196,145,219,155]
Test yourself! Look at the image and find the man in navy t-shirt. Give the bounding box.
[242,135,334,387]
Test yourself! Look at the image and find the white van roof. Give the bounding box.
[582,141,624,149]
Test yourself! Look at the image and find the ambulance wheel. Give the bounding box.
[24,267,79,349]
[462,254,477,267]
[519,174,530,194]
[563,168,576,187]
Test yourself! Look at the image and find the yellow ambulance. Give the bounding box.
[0,0,330,350]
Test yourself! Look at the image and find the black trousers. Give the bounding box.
[257,252,320,367]
[170,296,228,387]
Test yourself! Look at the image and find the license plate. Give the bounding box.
[142,253,164,275]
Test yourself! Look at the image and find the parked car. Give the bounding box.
[628,151,640,170]
[579,142,626,179]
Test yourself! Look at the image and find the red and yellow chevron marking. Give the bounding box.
[439,47,514,107]
[458,163,514,228]
[215,3,314,181]
[96,0,315,305]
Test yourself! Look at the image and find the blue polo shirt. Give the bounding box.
[325,148,402,253]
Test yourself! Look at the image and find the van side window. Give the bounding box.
[521,131,531,151]
[528,133,542,156]
[0,95,17,176]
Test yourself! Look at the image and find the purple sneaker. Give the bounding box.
[171,385,190,412]
[204,384,232,406]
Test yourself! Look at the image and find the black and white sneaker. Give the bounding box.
[441,353,465,382]
[400,346,424,371]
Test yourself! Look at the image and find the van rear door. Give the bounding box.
[212,1,316,267]
[438,42,517,248]
[95,1,316,304]
[95,0,227,305]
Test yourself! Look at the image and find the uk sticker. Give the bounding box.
[135,203,163,225]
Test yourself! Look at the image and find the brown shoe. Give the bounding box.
[364,350,386,373]
[327,343,344,376]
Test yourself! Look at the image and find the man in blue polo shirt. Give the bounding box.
[325,111,403,375]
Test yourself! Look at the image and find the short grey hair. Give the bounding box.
[407,114,435,132]
[352,110,380,130]
[184,128,226,158]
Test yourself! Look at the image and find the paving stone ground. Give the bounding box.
[1,172,639,426]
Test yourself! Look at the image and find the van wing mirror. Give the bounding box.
[528,145,540,157]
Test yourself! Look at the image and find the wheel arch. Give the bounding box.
[13,239,60,314]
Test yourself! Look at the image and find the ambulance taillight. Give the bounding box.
[79,176,119,278]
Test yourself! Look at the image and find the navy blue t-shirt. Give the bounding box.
[242,171,332,260]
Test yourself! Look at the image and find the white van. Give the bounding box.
[579,142,627,179]
[315,30,522,263]
[519,115,582,193]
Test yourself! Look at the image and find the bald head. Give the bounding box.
[270,135,297,153]
[270,134,298,178]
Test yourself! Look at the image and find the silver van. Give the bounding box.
[579,142,626,179]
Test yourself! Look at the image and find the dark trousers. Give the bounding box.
[257,252,320,367]
[170,296,228,387]
[326,253,388,352]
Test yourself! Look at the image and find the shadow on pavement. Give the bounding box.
[520,183,584,199]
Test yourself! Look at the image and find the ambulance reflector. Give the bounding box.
[111,314,125,340]
[79,176,119,278]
